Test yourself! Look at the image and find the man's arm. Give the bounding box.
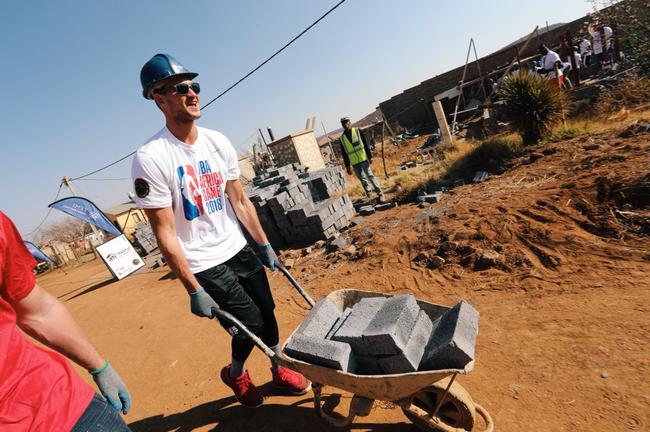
[339,141,350,167]
[360,129,372,162]
[225,179,269,245]
[13,284,106,371]
[339,141,352,174]
[143,207,202,294]
[226,179,281,271]
[12,284,131,414]
[143,207,219,317]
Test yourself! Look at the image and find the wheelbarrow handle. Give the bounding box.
[277,263,316,308]
[211,307,281,362]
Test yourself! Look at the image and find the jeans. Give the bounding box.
[71,393,131,432]
[353,160,383,197]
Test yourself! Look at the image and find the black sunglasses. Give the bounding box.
[155,82,201,96]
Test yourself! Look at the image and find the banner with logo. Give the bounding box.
[95,235,145,280]
[49,197,122,237]
[24,241,57,266]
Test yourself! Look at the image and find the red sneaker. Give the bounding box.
[272,366,311,395]
[220,365,263,408]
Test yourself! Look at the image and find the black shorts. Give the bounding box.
[194,244,276,339]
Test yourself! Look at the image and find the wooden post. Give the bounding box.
[432,101,453,147]
[380,123,388,178]
[381,113,395,137]
[611,19,622,63]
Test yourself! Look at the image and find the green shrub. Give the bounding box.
[501,72,568,145]
[444,134,524,181]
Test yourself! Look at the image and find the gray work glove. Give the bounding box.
[91,362,131,414]
[258,243,281,272]
[190,288,219,318]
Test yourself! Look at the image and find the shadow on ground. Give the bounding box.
[129,383,416,432]
[64,278,116,301]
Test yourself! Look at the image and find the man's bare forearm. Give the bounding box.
[144,207,202,294]
[155,229,202,293]
[232,197,268,245]
[14,285,106,371]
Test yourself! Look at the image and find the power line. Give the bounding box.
[68,0,347,181]
[202,0,347,110]
[70,152,136,181]
[76,177,131,181]
[24,183,64,237]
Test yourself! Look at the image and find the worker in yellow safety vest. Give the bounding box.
[339,117,385,202]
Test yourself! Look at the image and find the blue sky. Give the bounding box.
[0,0,593,237]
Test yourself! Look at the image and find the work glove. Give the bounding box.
[190,288,219,318]
[258,243,280,272]
[90,362,132,415]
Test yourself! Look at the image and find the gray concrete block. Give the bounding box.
[353,355,383,375]
[473,171,488,183]
[284,334,355,371]
[332,297,386,353]
[294,298,341,339]
[327,238,346,252]
[375,202,398,211]
[377,310,434,374]
[419,300,479,370]
[325,307,352,339]
[363,294,420,355]
[418,193,443,204]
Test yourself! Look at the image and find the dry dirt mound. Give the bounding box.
[277,123,649,431]
[35,121,649,432]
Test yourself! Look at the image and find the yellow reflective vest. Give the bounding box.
[340,128,368,166]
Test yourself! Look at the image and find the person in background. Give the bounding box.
[0,211,132,431]
[538,44,564,87]
[338,116,385,203]
[579,36,592,66]
[566,45,582,86]
[590,24,613,69]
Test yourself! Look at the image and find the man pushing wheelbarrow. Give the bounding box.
[133,53,310,408]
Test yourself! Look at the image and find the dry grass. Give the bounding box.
[595,75,650,115]
[345,137,522,203]
[345,104,650,204]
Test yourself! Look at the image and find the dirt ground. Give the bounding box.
[38,121,649,431]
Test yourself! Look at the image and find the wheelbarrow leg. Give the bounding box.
[312,383,375,428]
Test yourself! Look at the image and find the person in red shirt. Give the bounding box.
[0,211,132,431]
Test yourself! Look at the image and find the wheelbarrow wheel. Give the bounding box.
[400,377,476,432]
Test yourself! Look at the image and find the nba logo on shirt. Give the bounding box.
[177,165,204,220]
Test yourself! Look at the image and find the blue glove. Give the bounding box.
[258,243,280,271]
[190,288,219,318]
[90,362,131,414]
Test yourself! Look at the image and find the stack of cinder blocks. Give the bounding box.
[284,294,479,375]
[133,222,158,255]
[245,164,354,246]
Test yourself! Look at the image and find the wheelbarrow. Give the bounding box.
[212,265,494,432]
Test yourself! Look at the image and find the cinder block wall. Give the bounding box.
[294,132,326,171]
[379,14,591,130]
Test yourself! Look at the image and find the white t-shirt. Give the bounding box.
[579,39,591,56]
[565,51,582,69]
[591,26,613,54]
[131,126,247,273]
[542,50,563,78]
